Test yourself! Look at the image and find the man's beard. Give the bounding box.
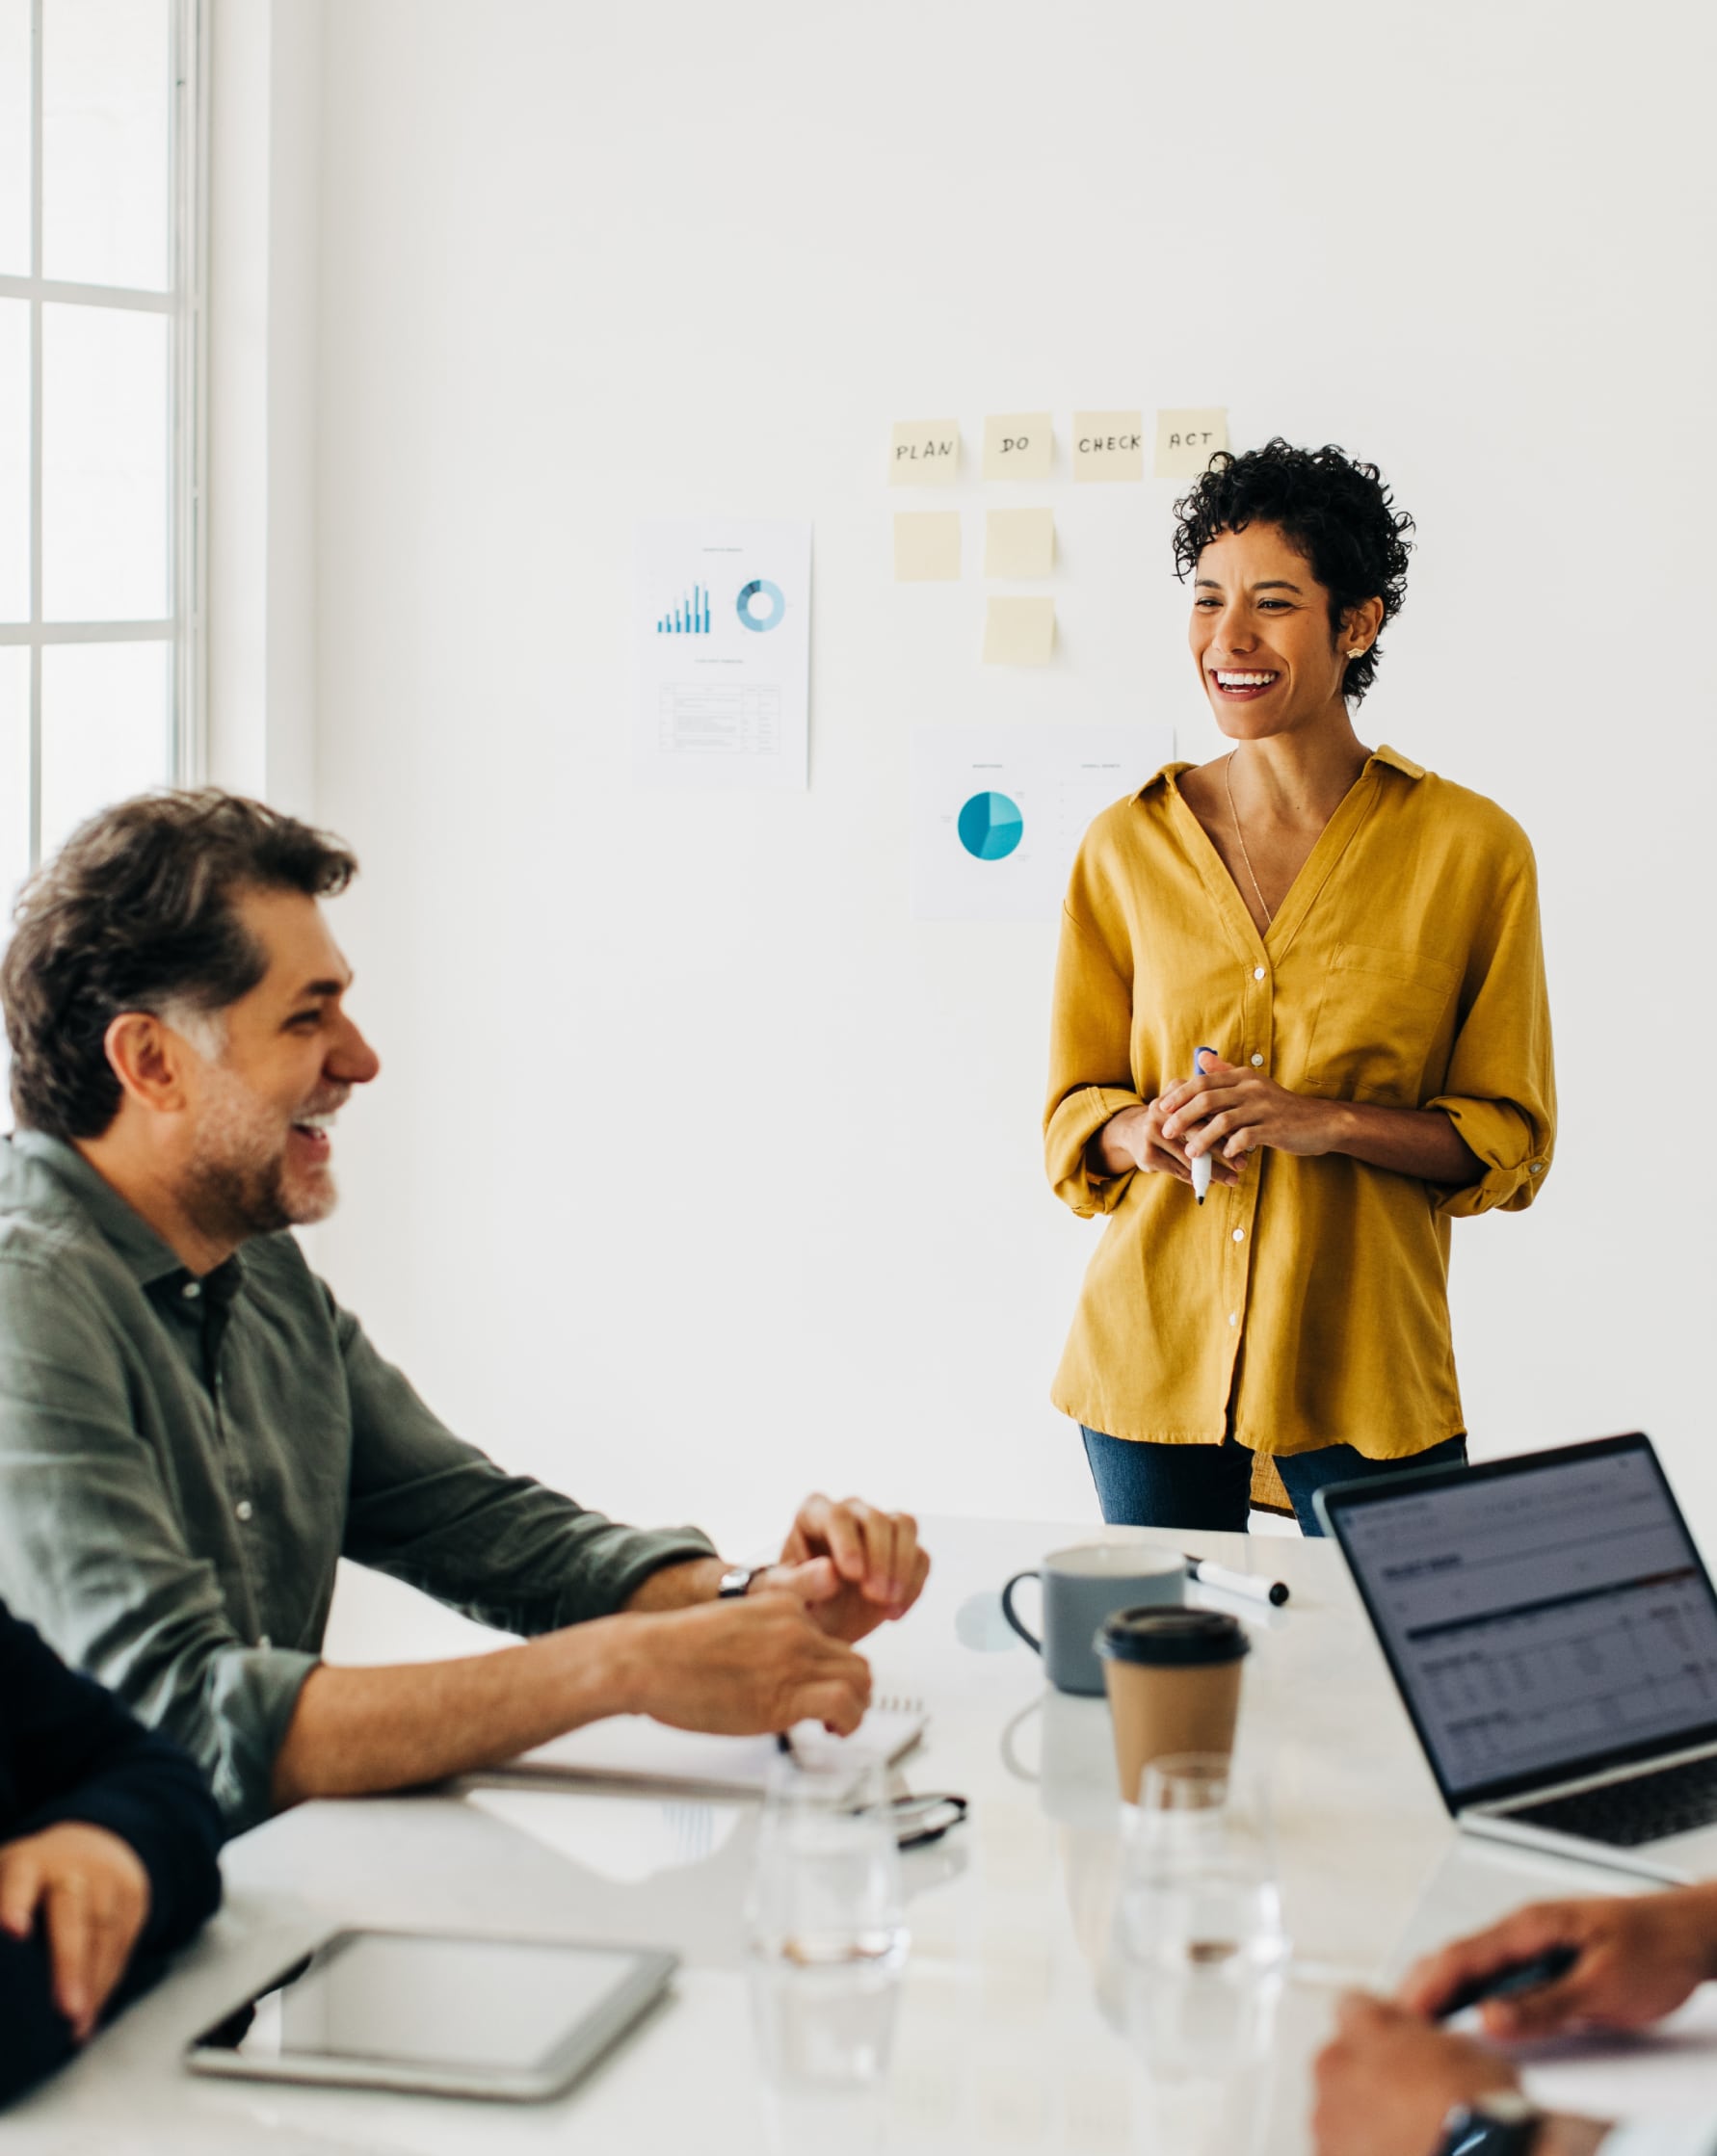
[181,1062,337,1248]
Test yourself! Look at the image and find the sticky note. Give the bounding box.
[982,595,1055,666]
[1153,408,1229,479]
[1072,410,1144,483]
[891,419,961,485]
[983,413,1053,482]
[984,508,1054,579]
[894,512,962,582]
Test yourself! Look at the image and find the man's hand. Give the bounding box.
[0,1822,151,2041]
[1312,1993,1520,2156]
[1400,1885,1717,2039]
[1158,1055,1338,1165]
[767,1495,931,1643]
[627,1591,873,1735]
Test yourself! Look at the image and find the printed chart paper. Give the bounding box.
[633,520,810,790]
[911,723,1174,922]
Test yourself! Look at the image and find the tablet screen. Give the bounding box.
[192,1932,655,2075]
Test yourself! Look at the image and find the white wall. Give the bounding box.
[297,0,1717,1564]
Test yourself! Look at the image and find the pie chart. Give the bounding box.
[958,790,1024,860]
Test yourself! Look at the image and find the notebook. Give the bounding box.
[472,1698,928,1801]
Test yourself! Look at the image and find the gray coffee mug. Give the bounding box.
[1001,1543,1186,1696]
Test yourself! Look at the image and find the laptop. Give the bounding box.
[1317,1433,1717,1882]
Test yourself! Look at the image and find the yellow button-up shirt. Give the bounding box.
[1045,746,1555,1465]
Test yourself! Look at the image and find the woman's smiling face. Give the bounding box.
[1188,522,1377,740]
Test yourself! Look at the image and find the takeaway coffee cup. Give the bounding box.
[1001,1545,1185,1697]
[1095,1607,1251,1804]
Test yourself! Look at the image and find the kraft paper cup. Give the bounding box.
[1095,1607,1250,1806]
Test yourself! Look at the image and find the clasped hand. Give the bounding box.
[1126,1053,1336,1183]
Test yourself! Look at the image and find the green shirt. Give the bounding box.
[0,1133,715,1834]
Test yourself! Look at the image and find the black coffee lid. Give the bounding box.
[1095,1606,1251,1668]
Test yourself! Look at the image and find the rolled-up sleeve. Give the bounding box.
[1426,847,1556,1220]
[335,1300,716,1633]
[1045,895,1147,1219]
[0,1257,316,1836]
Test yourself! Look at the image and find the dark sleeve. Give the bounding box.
[0,1602,223,1955]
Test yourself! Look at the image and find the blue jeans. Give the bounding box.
[1079,1427,1468,1538]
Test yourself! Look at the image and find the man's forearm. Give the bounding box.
[269,1616,651,1810]
[622,1556,726,1611]
[1539,2116,1611,2156]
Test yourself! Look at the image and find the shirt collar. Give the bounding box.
[5,1130,245,1295]
[1138,742,1426,799]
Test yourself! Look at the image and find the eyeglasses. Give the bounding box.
[888,1793,967,1851]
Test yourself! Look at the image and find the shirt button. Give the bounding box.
[1253,966,1266,981]
[182,1280,200,1300]
[1232,1228,1245,1242]
[235,1499,254,1523]
[1228,1312,1239,1327]
[257,1634,272,1650]
[1529,1161,1544,1173]
[1251,1054,1264,1068]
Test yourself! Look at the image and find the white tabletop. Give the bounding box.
[5,1518,1700,2154]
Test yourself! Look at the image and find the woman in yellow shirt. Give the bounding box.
[1044,440,1554,1534]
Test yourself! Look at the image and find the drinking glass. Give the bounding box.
[745,1751,908,2094]
[1121,1752,1288,1976]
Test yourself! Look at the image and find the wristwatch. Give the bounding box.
[1437,2092,1545,2156]
[717,1564,763,1599]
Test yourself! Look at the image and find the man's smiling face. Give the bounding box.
[175,885,381,1246]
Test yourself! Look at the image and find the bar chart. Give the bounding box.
[656,585,711,635]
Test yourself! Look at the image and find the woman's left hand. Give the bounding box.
[1157,1055,1340,1165]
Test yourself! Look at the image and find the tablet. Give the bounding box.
[185,1929,677,2101]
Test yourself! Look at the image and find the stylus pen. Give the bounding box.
[1184,1554,1290,1608]
[1189,1045,1219,1205]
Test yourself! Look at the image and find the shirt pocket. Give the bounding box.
[1306,942,1461,1105]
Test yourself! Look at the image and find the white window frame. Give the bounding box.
[0,0,207,864]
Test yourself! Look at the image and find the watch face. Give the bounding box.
[1442,2096,1538,2156]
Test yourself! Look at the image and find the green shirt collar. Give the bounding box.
[5,1130,243,1293]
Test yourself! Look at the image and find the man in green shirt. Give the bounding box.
[0,793,928,1835]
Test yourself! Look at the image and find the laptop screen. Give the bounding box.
[1323,1436,1717,1809]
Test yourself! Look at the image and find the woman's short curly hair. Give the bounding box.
[1171,438,1413,702]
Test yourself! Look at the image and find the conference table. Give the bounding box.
[8,1517,1706,2155]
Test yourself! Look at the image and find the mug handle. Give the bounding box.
[1000,1570,1043,1654]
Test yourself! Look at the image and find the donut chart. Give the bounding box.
[957,790,1024,860]
[736,578,785,633]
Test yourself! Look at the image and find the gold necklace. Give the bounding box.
[1224,750,1274,929]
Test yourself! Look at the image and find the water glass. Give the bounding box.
[745,1751,908,2093]
[1121,1752,1288,1976]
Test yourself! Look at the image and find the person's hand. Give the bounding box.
[1312,1993,1521,2156]
[0,1821,151,2042]
[629,1591,874,1735]
[1400,1885,1717,2039]
[764,1495,932,1643]
[1157,1055,1342,1166]
[1098,1098,1241,1188]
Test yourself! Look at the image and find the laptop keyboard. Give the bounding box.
[1510,1753,1717,1847]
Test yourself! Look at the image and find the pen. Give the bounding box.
[1184,1554,1290,1608]
[1189,1045,1218,1205]
[1434,1946,1579,2021]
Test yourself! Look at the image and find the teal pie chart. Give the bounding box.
[958,790,1024,860]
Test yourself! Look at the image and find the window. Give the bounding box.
[0,0,203,911]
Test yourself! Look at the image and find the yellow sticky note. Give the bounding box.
[982,595,1055,666]
[983,412,1053,481]
[891,419,961,485]
[894,512,962,582]
[1153,408,1228,479]
[1072,410,1144,483]
[984,508,1054,579]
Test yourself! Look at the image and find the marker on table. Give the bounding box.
[1189,1044,1219,1205]
[1184,1554,1290,1608]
